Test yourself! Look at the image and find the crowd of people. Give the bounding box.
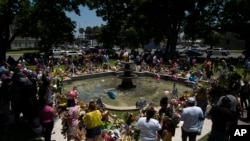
[0,48,250,141]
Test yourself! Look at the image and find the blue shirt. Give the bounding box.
[181,106,204,132]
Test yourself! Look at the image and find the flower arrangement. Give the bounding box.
[179,91,191,101]
[172,112,181,127]
[123,112,137,126]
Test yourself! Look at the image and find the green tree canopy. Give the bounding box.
[0,0,84,60]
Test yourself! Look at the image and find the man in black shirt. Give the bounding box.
[208,96,236,141]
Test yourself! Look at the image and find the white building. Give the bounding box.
[11,37,39,49]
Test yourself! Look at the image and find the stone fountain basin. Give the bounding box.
[63,72,193,107]
[116,74,138,79]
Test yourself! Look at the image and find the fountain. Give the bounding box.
[63,75,193,107]
[117,61,138,89]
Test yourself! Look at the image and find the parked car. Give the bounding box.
[185,50,203,56]
[84,46,103,54]
[63,51,82,57]
[49,48,65,56]
[176,45,186,49]
[176,45,188,55]
[207,47,230,56]
[191,44,201,50]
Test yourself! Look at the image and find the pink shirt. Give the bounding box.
[67,105,80,127]
[40,105,54,123]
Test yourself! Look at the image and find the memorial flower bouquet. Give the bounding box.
[172,112,181,127]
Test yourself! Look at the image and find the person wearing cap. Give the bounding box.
[207,96,235,141]
[216,91,240,139]
[180,97,204,141]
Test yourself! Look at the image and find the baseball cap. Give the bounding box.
[186,97,195,104]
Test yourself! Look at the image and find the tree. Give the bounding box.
[30,0,84,53]
[86,0,133,48]
[79,27,85,35]
[0,0,84,60]
[183,0,224,48]
[86,0,202,57]
[221,0,250,59]
[0,0,32,60]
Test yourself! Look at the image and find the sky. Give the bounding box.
[66,6,106,37]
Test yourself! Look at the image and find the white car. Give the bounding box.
[207,48,230,56]
[63,51,82,57]
[50,49,65,56]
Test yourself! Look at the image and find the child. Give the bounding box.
[172,83,178,98]
[161,116,176,141]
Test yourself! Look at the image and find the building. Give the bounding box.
[11,37,39,49]
[219,32,245,49]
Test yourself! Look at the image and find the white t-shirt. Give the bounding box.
[135,117,162,141]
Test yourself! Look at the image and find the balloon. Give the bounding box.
[172,74,177,81]
[155,73,160,80]
[164,91,170,96]
[184,79,189,85]
[69,90,77,98]
[17,63,22,69]
[181,101,186,105]
[34,58,38,63]
[189,76,195,81]
[171,99,178,105]
[107,91,116,99]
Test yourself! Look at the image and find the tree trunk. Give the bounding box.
[244,36,250,60]
[165,25,178,58]
[0,39,8,61]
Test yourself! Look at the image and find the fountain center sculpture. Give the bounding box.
[117,61,138,89]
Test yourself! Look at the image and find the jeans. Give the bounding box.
[181,127,198,141]
[42,121,54,141]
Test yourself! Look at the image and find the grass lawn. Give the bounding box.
[6,48,243,54]
[230,50,244,53]
[7,49,39,54]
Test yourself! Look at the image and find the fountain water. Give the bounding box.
[63,75,193,107]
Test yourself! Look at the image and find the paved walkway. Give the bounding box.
[49,117,212,141]
[48,105,249,141]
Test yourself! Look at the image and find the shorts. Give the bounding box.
[86,126,102,138]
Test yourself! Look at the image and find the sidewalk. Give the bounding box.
[49,108,249,141]
[49,118,212,141]
[1,109,248,141]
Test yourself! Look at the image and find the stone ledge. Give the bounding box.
[104,104,139,111]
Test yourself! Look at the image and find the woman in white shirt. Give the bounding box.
[135,107,163,141]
